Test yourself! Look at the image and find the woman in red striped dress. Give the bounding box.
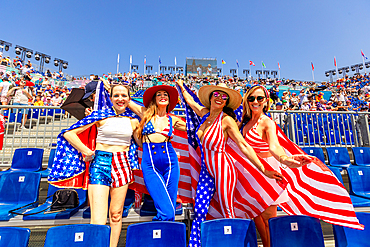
[177,80,283,247]
[241,85,312,247]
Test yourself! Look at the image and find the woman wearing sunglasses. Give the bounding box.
[241,85,312,247]
[128,85,186,221]
[176,80,283,247]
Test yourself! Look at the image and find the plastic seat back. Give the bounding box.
[347,166,370,198]
[269,215,324,247]
[0,227,30,247]
[352,147,370,166]
[0,172,41,205]
[47,149,56,169]
[328,167,344,184]
[332,212,370,247]
[201,218,257,247]
[44,224,110,247]
[302,147,326,164]
[126,222,186,247]
[11,148,44,172]
[326,147,351,168]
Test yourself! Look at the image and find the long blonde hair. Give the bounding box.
[241,85,271,125]
[137,91,170,139]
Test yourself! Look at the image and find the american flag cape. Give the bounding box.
[48,81,140,189]
[275,126,363,229]
[176,84,287,219]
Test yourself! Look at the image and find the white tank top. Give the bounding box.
[96,117,133,146]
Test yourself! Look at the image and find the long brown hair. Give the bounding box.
[137,91,170,139]
[241,86,270,125]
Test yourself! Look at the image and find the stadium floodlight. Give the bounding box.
[359,64,364,70]
[14,45,33,62]
[0,40,12,53]
[243,69,250,77]
[53,58,68,71]
[34,52,51,72]
[325,71,330,77]
[168,66,175,74]
[338,69,343,74]
[63,62,68,69]
[54,59,59,66]
[351,65,356,71]
[131,65,139,72]
[346,67,350,73]
[366,62,370,68]
[230,69,236,77]
[332,70,336,75]
[176,67,184,73]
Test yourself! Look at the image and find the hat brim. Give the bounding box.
[198,85,242,110]
[143,85,179,112]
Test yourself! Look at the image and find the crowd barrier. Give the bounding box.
[1,106,369,165]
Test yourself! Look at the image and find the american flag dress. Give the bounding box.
[189,111,237,247]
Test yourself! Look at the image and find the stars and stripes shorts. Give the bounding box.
[89,150,133,188]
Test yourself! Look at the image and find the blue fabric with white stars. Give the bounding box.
[48,81,141,184]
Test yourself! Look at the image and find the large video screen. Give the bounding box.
[186,58,217,77]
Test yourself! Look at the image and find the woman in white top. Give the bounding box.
[7,80,32,128]
[63,84,140,247]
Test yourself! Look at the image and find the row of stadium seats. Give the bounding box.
[1,213,369,246]
[2,109,64,123]
[302,146,370,168]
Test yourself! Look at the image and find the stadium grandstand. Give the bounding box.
[1,50,370,247]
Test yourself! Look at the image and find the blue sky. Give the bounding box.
[1,0,369,81]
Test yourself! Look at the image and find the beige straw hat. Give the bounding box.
[198,83,242,110]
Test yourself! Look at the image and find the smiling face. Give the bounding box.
[247,88,267,114]
[209,90,228,109]
[155,90,169,109]
[111,85,130,114]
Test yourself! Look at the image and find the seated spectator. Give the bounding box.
[282,100,289,110]
[335,101,347,111]
[51,92,63,106]
[34,95,44,106]
[326,101,334,111]
[301,99,310,111]
[0,56,8,66]
[0,77,11,109]
[44,96,52,106]
[316,99,327,111]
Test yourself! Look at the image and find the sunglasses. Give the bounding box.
[247,96,265,102]
[213,91,229,100]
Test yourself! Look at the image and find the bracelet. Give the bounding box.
[279,155,288,163]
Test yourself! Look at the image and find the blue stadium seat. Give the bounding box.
[324,130,342,145]
[332,212,370,247]
[352,147,370,166]
[328,167,370,207]
[0,172,41,221]
[126,221,186,247]
[23,184,87,220]
[302,147,326,164]
[0,227,31,247]
[269,215,324,247]
[295,130,304,146]
[44,224,110,247]
[347,166,370,199]
[82,189,135,218]
[326,147,351,168]
[140,195,183,216]
[39,149,56,178]
[0,148,44,173]
[8,112,22,123]
[201,218,257,247]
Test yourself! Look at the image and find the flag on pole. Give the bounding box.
[278,62,281,70]
[130,55,132,64]
[236,60,239,68]
[159,56,161,64]
[249,61,255,66]
[262,61,266,68]
[311,62,314,71]
[361,50,368,59]
[175,57,177,66]
[144,56,146,65]
[334,56,337,67]
[117,54,120,63]
[222,60,226,64]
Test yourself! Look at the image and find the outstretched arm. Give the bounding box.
[224,117,283,181]
[264,118,312,168]
[172,115,187,132]
[176,79,208,118]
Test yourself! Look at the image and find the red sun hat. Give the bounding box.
[143,85,179,112]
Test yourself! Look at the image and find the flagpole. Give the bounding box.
[158,56,160,75]
[335,57,339,80]
[312,70,315,82]
[129,55,132,74]
[117,54,119,75]
[262,61,264,79]
[144,56,146,75]
[222,63,224,76]
[175,57,177,75]
[249,64,251,80]
[363,55,366,74]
